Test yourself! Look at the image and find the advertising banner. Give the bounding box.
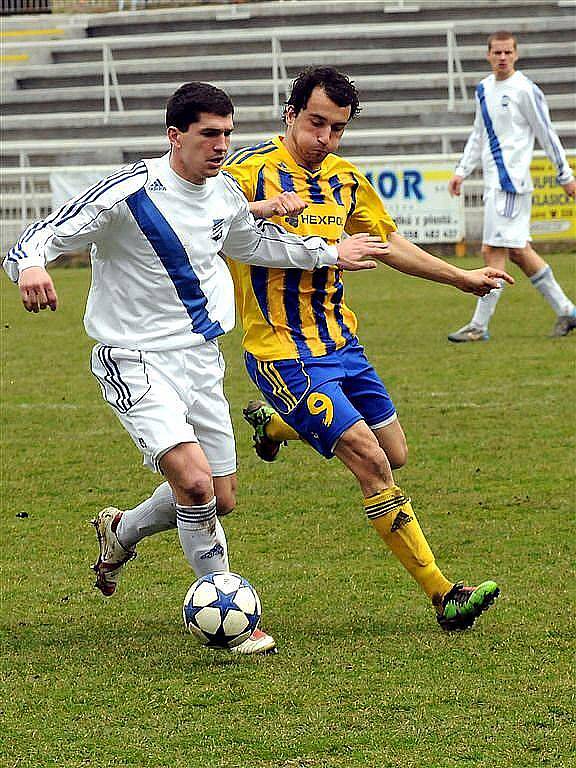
[360,161,464,243]
[530,156,575,240]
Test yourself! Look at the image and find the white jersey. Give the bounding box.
[455,70,574,193]
[4,153,338,351]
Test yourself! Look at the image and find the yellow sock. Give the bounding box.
[364,486,453,607]
[266,412,300,442]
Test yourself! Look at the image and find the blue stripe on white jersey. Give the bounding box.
[125,187,224,342]
[531,84,563,173]
[477,83,516,193]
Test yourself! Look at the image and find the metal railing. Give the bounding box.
[2,21,470,120]
[101,42,124,118]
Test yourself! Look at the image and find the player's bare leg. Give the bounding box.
[508,244,576,336]
[373,420,408,470]
[448,245,506,343]
[158,442,230,576]
[213,473,237,516]
[334,421,499,630]
[162,446,276,654]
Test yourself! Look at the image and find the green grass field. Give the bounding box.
[1,254,575,768]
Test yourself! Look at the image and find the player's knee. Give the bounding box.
[178,471,214,505]
[388,440,408,470]
[359,444,392,485]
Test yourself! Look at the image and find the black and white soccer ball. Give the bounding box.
[182,571,261,649]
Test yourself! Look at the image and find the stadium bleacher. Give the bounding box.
[1,0,575,248]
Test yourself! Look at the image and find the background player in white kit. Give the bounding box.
[447,31,576,342]
[3,82,387,655]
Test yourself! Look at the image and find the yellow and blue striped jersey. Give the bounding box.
[224,135,396,360]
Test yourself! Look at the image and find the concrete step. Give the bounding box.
[83,1,574,39]
[4,16,574,64]
[2,122,574,167]
[8,41,575,90]
[2,93,575,142]
[2,67,574,115]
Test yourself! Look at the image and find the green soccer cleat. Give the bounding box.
[242,400,283,462]
[436,580,500,631]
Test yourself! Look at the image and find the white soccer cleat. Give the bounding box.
[229,627,278,655]
[91,507,136,597]
[447,323,490,343]
[551,311,576,337]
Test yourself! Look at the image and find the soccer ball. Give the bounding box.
[182,571,261,649]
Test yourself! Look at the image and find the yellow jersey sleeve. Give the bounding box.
[346,172,398,240]
[224,163,257,201]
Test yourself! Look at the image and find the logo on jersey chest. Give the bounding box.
[148,178,166,192]
[501,94,510,108]
[300,213,344,226]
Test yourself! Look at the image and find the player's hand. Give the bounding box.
[335,233,389,271]
[561,179,576,198]
[250,192,308,219]
[448,175,464,197]
[18,266,58,312]
[457,266,515,297]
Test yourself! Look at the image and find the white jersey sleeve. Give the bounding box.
[520,83,574,185]
[220,173,337,269]
[455,101,484,179]
[4,162,148,282]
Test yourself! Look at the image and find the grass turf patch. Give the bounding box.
[1,254,574,767]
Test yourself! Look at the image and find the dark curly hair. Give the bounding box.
[166,82,234,131]
[283,66,361,123]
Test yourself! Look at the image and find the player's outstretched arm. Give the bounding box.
[18,266,58,313]
[381,232,514,295]
[336,233,389,271]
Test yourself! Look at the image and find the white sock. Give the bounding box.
[530,264,575,317]
[115,482,176,549]
[471,279,505,330]
[176,498,230,576]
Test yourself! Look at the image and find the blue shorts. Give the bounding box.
[244,340,397,458]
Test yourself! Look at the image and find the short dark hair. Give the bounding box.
[284,66,361,122]
[165,82,234,131]
[487,31,517,51]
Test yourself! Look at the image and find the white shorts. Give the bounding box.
[90,340,236,476]
[482,188,532,248]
